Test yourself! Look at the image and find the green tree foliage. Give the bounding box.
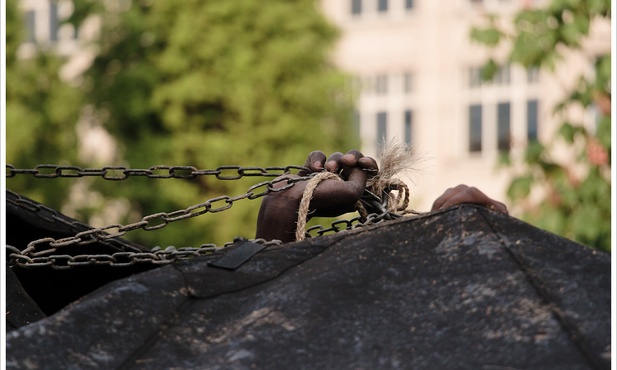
[5,0,84,210]
[471,0,611,251]
[63,0,358,247]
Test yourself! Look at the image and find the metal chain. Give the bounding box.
[6,163,401,269]
[6,240,283,270]
[12,175,312,258]
[5,164,308,180]
[6,214,392,270]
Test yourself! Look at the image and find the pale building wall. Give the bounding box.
[320,0,610,212]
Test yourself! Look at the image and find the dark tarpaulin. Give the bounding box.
[5,199,611,369]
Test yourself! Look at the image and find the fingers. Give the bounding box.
[339,150,364,178]
[325,152,344,173]
[327,149,378,177]
[307,149,375,215]
[431,185,465,211]
[300,149,378,180]
[358,156,379,173]
[432,185,508,214]
[299,151,327,176]
[340,149,364,167]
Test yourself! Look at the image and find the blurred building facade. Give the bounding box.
[17,0,99,80]
[320,0,611,211]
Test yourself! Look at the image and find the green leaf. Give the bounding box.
[507,175,533,200]
[561,22,583,46]
[524,141,545,164]
[558,123,576,143]
[595,117,611,149]
[594,54,611,91]
[588,0,611,16]
[480,59,499,81]
[498,151,512,167]
[470,26,503,47]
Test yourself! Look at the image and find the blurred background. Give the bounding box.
[5,0,612,251]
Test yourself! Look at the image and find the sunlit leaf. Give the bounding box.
[470,27,503,47]
[507,175,533,200]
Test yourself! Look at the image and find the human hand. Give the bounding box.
[431,185,508,214]
[255,150,378,243]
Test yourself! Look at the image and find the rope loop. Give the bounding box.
[295,172,343,241]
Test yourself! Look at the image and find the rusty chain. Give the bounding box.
[5,164,308,180]
[6,163,400,269]
[5,240,282,270]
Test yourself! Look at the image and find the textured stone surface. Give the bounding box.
[6,205,611,369]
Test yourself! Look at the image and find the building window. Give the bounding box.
[361,76,373,94]
[403,72,413,94]
[375,74,388,95]
[377,112,388,151]
[25,10,36,43]
[493,64,511,85]
[497,102,511,152]
[404,110,413,145]
[527,67,540,84]
[405,0,414,9]
[469,67,482,88]
[469,104,482,152]
[378,0,389,12]
[351,0,362,15]
[49,0,59,42]
[469,64,512,87]
[527,99,539,142]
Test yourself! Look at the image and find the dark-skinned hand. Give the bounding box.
[431,184,508,215]
[256,150,378,243]
[256,150,508,243]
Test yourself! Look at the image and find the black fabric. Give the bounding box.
[5,205,611,369]
[5,266,47,332]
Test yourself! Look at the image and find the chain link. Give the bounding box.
[6,163,402,270]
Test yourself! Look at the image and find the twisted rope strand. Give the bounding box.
[295,172,343,241]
